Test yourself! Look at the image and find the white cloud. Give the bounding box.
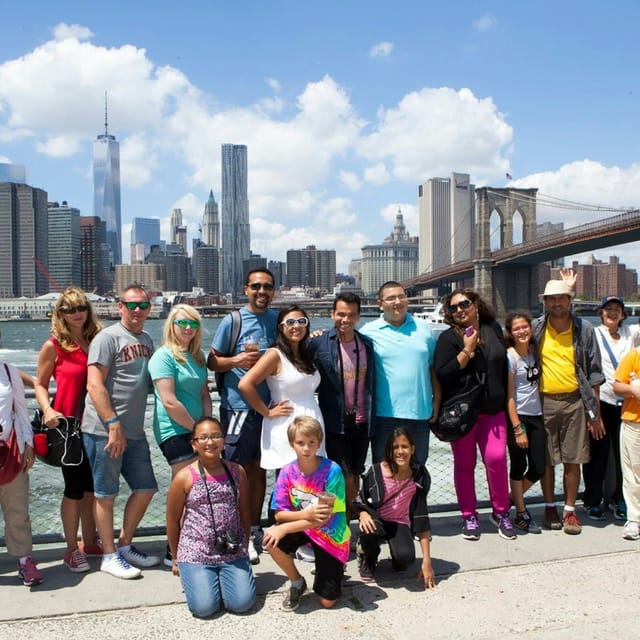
[340,170,362,191]
[0,155,11,162]
[370,42,394,58]
[52,23,94,41]
[358,87,512,185]
[472,14,497,32]
[35,135,82,158]
[265,77,281,92]
[364,163,390,185]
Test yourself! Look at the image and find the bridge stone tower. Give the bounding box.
[475,187,539,316]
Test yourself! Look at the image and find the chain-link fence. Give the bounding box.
[2,390,548,545]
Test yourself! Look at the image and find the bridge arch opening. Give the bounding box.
[512,209,524,244]
[489,208,503,251]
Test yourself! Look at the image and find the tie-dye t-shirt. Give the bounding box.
[270,456,350,563]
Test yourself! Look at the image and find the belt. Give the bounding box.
[542,391,580,401]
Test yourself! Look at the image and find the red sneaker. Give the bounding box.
[64,548,90,573]
[80,540,104,557]
[18,557,43,586]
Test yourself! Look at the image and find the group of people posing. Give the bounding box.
[1,267,640,619]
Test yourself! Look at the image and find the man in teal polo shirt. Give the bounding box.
[360,281,440,465]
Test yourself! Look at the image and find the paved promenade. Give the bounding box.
[1,507,638,639]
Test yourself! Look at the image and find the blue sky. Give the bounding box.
[1,1,639,273]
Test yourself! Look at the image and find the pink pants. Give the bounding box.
[451,411,510,517]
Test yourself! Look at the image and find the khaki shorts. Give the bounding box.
[541,392,590,465]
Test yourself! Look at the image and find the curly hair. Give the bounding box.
[50,287,102,352]
[275,305,315,374]
[441,288,496,330]
[162,304,205,366]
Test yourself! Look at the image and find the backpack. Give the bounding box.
[214,309,242,393]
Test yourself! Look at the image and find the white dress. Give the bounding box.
[260,348,325,469]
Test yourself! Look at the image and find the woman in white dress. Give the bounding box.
[239,305,325,470]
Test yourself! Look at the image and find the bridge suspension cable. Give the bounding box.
[486,189,631,214]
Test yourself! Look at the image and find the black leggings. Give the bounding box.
[359,519,415,569]
[507,414,546,483]
[62,453,94,500]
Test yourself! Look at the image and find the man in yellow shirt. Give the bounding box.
[532,280,605,534]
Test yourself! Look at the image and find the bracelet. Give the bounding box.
[104,416,120,427]
[462,348,474,359]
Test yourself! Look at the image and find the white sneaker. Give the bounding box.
[100,553,141,579]
[622,520,640,540]
[295,543,315,563]
[248,534,260,565]
[119,544,161,568]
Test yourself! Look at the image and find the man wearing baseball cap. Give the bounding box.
[532,279,605,534]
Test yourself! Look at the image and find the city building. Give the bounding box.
[0,179,49,297]
[202,190,220,248]
[286,245,336,292]
[80,216,109,294]
[115,263,165,294]
[170,208,183,244]
[220,143,250,298]
[361,211,419,296]
[131,217,160,260]
[243,252,267,276]
[194,245,220,294]
[47,201,81,290]
[268,260,286,289]
[418,172,475,274]
[166,254,192,292]
[93,99,122,266]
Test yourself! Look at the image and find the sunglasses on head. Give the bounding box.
[247,282,274,291]
[61,305,88,314]
[449,299,473,314]
[173,319,200,329]
[280,317,309,327]
[122,301,150,310]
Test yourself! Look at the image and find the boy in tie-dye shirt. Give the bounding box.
[262,416,350,611]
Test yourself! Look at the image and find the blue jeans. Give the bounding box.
[372,417,430,465]
[178,558,256,617]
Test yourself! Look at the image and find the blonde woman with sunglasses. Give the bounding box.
[239,305,326,471]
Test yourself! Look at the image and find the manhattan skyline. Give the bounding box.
[1,2,639,273]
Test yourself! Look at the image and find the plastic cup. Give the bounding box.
[244,339,259,353]
[317,492,336,509]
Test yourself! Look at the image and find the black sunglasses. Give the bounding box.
[61,305,89,314]
[449,299,473,314]
[247,282,274,291]
[122,301,151,310]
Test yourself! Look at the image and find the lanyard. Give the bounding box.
[338,334,360,414]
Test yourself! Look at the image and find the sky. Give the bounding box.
[1,1,639,275]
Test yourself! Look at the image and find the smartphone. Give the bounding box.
[464,326,474,337]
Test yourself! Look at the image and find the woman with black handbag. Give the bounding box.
[1,359,43,586]
[34,287,102,573]
[434,289,514,542]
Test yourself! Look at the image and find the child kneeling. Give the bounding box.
[262,416,350,611]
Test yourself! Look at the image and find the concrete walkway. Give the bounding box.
[1,508,638,639]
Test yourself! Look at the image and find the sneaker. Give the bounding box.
[583,505,606,521]
[562,510,582,535]
[357,551,375,582]
[282,577,307,612]
[461,514,480,540]
[543,506,562,530]
[622,520,640,540]
[119,544,160,568]
[18,557,43,586]
[609,500,627,521]
[100,553,142,579]
[513,509,542,534]
[80,541,104,557]
[295,543,315,562]
[64,548,90,573]
[248,533,260,565]
[490,512,517,540]
[163,545,173,568]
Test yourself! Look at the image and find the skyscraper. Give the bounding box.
[221,144,250,297]
[48,201,81,290]
[131,217,160,258]
[170,208,183,244]
[202,190,220,248]
[93,96,122,266]
[80,216,108,294]
[286,245,336,291]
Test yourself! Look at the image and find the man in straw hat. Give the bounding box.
[532,278,605,535]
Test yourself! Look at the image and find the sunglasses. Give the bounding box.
[61,305,88,314]
[280,317,309,327]
[449,299,473,314]
[122,301,150,310]
[193,433,225,443]
[247,282,274,291]
[173,319,200,330]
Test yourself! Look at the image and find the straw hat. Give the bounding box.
[539,280,574,298]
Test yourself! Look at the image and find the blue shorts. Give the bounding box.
[83,433,158,499]
[159,433,197,466]
[220,408,262,467]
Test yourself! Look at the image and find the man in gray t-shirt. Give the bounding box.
[83,286,160,580]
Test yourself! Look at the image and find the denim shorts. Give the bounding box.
[83,433,158,498]
[159,432,197,466]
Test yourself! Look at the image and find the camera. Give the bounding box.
[214,530,239,554]
[525,365,540,383]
